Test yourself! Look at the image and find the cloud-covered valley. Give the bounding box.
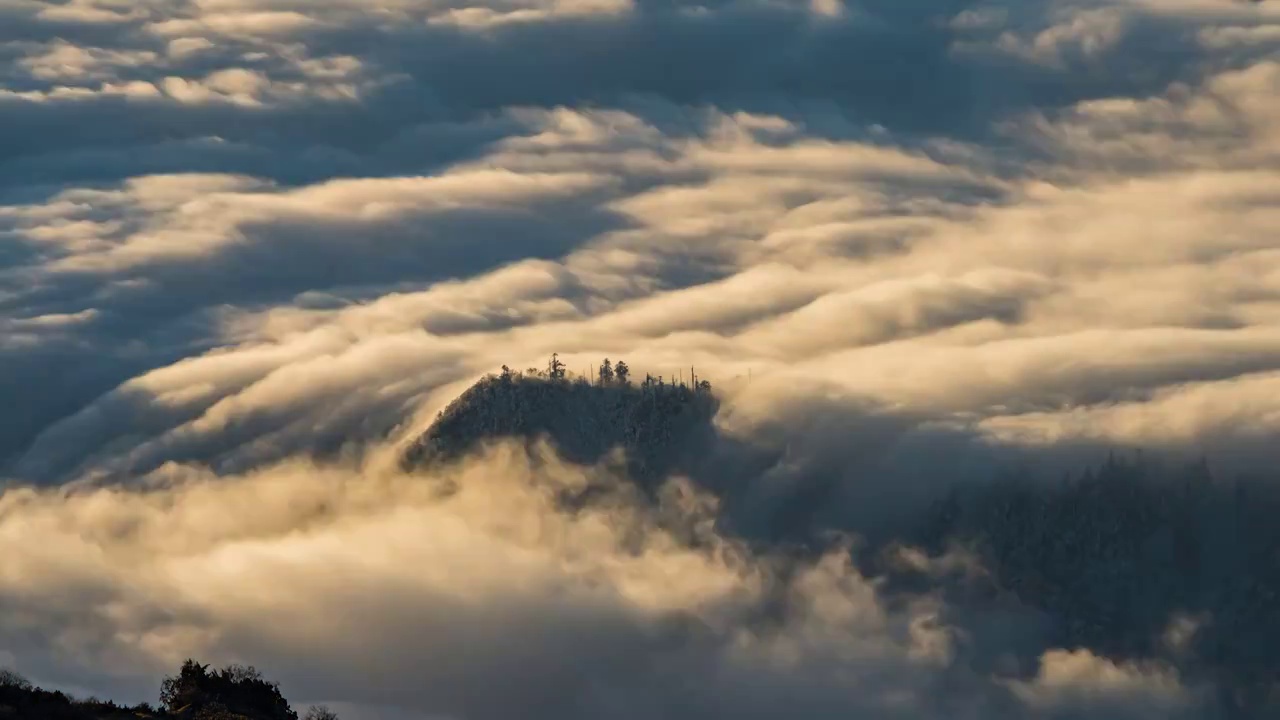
[2,0,1279,718]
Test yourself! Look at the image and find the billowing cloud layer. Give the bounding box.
[0,445,1221,720]
[2,0,1279,717]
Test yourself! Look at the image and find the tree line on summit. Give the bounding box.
[401,355,719,483]
[500,353,713,394]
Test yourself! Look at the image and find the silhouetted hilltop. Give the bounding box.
[402,356,719,491]
[0,678,153,720]
[0,662,335,720]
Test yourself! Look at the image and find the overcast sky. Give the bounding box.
[1,0,1279,718]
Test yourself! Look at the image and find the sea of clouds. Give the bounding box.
[1,0,1279,718]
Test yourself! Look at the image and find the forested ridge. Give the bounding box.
[402,354,718,487]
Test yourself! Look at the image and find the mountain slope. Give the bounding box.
[402,367,720,490]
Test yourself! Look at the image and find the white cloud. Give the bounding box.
[992,7,1131,69]
[19,40,159,81]
[1011,649,1193,718]
[3,169,607,272]
[35,0,150,24]
[2,446,1206,718]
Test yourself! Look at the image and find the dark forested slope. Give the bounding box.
[402,357,720,491]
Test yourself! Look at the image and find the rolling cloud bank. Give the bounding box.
[2,0,1280,718]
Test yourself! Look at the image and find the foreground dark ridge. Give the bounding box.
[0,661,333,720]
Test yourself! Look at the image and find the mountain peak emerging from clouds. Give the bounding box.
[402,358,719,489]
